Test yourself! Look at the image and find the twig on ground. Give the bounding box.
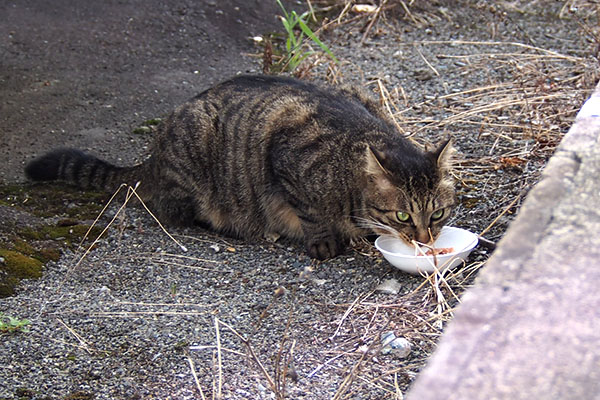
[128,184,188,252]
[186,353,207,400]
[214,317,223,399]
[332,320,392,400]
[331,338,370,400]
[330,292,372,341]
[217,319,281,399]
[189,345,246,357]
[414,44,440,77]
[88,311,212,317]
[307,353,346,379]
[56,318,94,355]
[377,79,406,133]
[72,183,132,271]
[479,194,522,238]
[76,183,128,251]
[360,0,387,45]
[416,39,584,61]
[394,372,404,400]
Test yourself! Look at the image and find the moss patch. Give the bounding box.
[0,182,110,297]
[36,247,61,263]
[12,239,36,255]
[0,221,103,297]
[63,392,94,400]
[132,117,162,134]
[0,249,43,297]
[0,183,105,220]
[18,224,103,246]
[0,250,43,279]
[9,238,60,263]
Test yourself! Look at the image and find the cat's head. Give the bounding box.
[360,139,456,244]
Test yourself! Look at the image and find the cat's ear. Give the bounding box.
[365,146,393,189]
[430,139,455,173]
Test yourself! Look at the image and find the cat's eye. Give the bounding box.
[396,211,411,222]
[431,209,444,221]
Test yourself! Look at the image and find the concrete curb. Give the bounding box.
[406,82,600,400]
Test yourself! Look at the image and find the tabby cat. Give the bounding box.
[25,75,456,260]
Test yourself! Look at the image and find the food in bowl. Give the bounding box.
[422,247,454,256]
[375,226,478,274]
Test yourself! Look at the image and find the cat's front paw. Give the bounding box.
[307,237,344,260]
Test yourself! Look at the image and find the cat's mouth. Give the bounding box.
[370,224,437,246]
[395,231,437,246]
[354,217,439,245]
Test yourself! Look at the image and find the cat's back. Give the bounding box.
[197,75,391,145]
[199,75,378,119]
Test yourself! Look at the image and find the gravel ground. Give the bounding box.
[1,2,598,399]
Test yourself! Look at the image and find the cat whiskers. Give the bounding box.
[353,216,400,238]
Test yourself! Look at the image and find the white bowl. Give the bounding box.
[375,226,478,275]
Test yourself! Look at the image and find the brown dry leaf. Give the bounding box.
[496,156,527,170]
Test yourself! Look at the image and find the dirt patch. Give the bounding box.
[0,1,598,399]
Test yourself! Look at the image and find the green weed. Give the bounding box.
[0,313,31,333]
[275,0,337,72]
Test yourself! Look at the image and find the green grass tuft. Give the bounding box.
[274,0,337,72]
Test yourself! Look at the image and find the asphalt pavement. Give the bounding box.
[0,0,289,182]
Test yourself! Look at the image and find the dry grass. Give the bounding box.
[299,260,485,398]
[303,0,598,159]
[394,43,594,138]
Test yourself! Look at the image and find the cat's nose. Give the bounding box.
[415,230,432,244]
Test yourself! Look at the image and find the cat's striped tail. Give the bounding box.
[25,148,143,192]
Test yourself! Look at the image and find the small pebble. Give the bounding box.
[380,331,412,358]
[375,278,401,294]
[274,286,287,297]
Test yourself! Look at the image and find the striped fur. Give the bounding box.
[25,75,456,259]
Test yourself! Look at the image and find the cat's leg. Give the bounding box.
[299,216,348,260]
[272,180,349,259]
[150,182,196,226]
